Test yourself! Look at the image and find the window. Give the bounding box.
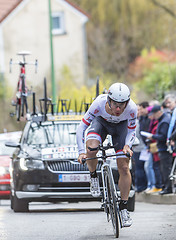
[52,12,65,35]
[27,122,79,146]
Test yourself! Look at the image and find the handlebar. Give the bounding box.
[82,152,130,165]
[88,143,117,152]
[9,58,38,73]
[82,143,131,165]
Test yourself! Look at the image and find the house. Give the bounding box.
[0,0,89,95]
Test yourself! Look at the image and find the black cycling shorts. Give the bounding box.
[86,116,128,157]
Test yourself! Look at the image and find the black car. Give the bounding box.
[6,114,135,212]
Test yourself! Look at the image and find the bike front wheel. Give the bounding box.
[104,167,119,238]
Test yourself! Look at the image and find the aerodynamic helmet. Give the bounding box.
[108,83,130,103]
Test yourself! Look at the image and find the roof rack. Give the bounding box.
[10,76,100,123]
[31,78,96,122]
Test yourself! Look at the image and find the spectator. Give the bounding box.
[147,111,162,193]
[138,102,150,144]
[161,100,171,115]
[167,107,176,142]
[138,102,155,192]
[132,105,147,193]
[147,105,172,195]
[166,95,176,142]
[164,94,176,114]
[169,129,176,157]
[149,100,160,106]
[142,106,156,192]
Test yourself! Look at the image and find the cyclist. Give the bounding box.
[76,82,137,227]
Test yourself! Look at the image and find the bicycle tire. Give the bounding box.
[104,167,119,238]
[21,75,26,93]
[21,95,24,117]
[21,76,27,117]
[16,99,21,121]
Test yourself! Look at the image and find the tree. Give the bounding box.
[57,65,111,112]
[73,0,176,82]
[129,48,176,101]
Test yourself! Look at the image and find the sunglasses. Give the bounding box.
[111,101,126,109]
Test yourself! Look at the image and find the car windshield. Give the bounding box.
[26,121,79,147]
[0,141,16,155]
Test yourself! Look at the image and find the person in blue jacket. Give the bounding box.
[147,105,172,195]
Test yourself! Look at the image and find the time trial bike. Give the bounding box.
[10,51,37,121]
[82,143,130,238]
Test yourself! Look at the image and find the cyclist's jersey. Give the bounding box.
[76,94,137,154]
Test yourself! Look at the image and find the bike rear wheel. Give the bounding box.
[21,76,27,117]
[21,95,25,117]
[104,167,119,238]
[16,99,21,121]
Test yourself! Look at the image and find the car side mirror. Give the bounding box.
[5,141,21,148]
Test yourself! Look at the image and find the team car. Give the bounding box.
[0,131,21,199]
[6,114,135,212]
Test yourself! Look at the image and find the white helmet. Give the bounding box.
[108,83,130,102]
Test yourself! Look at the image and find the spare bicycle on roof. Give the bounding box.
[9,70,99,123]
[9,51,38,121]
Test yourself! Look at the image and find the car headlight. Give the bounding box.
[19,158,45,171]
[0,166,9,176]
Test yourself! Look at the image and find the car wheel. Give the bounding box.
[13,193,29,212]
[127,194,135,212]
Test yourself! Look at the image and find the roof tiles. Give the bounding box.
[0,0,89,23]
[0,0,23,23]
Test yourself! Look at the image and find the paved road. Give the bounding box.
[0,200,176,240]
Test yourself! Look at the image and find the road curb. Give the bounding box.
[135,192,176,204]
